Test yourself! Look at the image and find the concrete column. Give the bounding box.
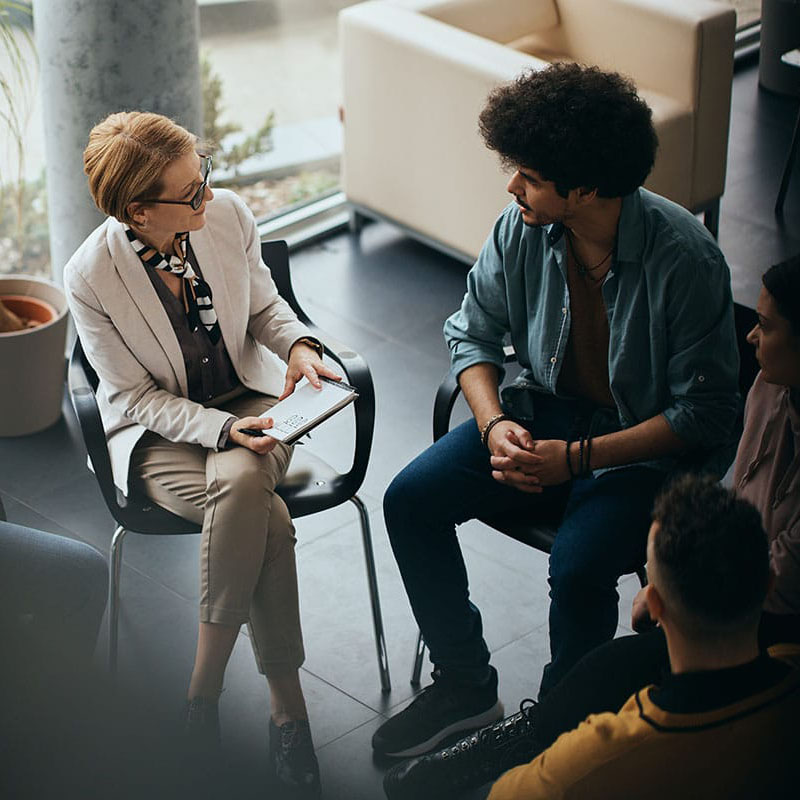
[34,0,203,282]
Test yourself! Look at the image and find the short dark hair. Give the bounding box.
[478,62,658,198]
[763,254,800,336]
[651,474,768,635]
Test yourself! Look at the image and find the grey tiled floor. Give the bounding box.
[1,63,799,799]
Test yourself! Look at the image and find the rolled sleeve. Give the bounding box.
[444,217,511,379]
[660,256,740,452]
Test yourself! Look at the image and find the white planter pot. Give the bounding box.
[0,275,70,437]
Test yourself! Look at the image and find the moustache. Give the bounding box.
[514,195,531,211]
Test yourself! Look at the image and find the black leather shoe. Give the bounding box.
[269,718,321,798]
[185,696,221,751]
[383,699,539,800]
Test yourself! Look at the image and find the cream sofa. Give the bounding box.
[340,0,736,261]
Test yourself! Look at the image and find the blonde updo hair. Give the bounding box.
[84,111,199,225]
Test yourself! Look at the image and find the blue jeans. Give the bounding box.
[383,394,666,695]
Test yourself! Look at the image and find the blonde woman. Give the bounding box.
[65,111,335,796]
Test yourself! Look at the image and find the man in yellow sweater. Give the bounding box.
[488,475,800,799]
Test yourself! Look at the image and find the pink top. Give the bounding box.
[734,373,800,614]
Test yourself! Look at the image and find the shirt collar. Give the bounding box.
[123,225,189,269]
[543,189,644,262]
[615,189,646,264]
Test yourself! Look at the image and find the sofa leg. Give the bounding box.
[349,207,366,235]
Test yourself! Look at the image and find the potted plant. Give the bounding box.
[1,3,69,436]
[0,275,69,436]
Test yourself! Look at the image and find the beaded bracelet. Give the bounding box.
[480,413,509,448]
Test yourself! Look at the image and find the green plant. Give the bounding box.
[0,1,40,328]
[201,53,275,175]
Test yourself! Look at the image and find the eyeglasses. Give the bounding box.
[140,154,212,211]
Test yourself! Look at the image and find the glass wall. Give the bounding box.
[198,0,359,222]
[0,1,764,279]
[728,0,762,28]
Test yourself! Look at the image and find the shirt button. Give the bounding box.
[698,375,705,383]
[202,356,209,364]
[562,307,567,315]
[193,327,198,333]
[550,357,557,364]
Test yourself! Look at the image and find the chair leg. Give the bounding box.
[411,629,426,687]
[703,199,720,239]
[776,103,800,217]
[350,495,391,693]
[109,525,127,677]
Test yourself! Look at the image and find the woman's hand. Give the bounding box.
[280,341,342,400]
[229,416,280,454]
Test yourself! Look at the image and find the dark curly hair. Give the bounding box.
[479,63,658,198]
[763,254,800,337]
[651,474,769,636]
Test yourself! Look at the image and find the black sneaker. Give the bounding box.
[269,718,321,798]
[372,667,503,758]
[383,699,539,800]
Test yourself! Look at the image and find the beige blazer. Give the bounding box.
[64,189,311,495]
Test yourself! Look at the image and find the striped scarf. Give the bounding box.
[124,226,221,344]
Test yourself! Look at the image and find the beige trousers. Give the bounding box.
[129,392,304,676]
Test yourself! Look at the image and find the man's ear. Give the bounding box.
[645,584,664,624]
[575,186,598,205]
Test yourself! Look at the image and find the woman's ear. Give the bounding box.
[127,202,147,228]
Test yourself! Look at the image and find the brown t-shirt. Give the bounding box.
[556,250,615,409]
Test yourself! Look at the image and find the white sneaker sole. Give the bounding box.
[383,700,505,758]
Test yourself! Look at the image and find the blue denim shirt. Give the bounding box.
[444,188,740,476]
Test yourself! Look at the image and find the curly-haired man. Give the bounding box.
[374,63,741,780]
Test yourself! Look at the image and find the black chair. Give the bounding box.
[410,302,760,685]
[69,239,391,692]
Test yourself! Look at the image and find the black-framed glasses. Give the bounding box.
[140,154,212,211]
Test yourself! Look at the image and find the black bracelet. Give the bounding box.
[578,434,585,478]
[583,434,593,477]
[565,437,576,479]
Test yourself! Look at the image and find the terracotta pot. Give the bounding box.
[0,294,58,330]
[0,276,70,437]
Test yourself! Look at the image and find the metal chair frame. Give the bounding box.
[69,239,391,693]
[410,303,760,685]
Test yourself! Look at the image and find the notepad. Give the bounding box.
[257,376,358,444]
